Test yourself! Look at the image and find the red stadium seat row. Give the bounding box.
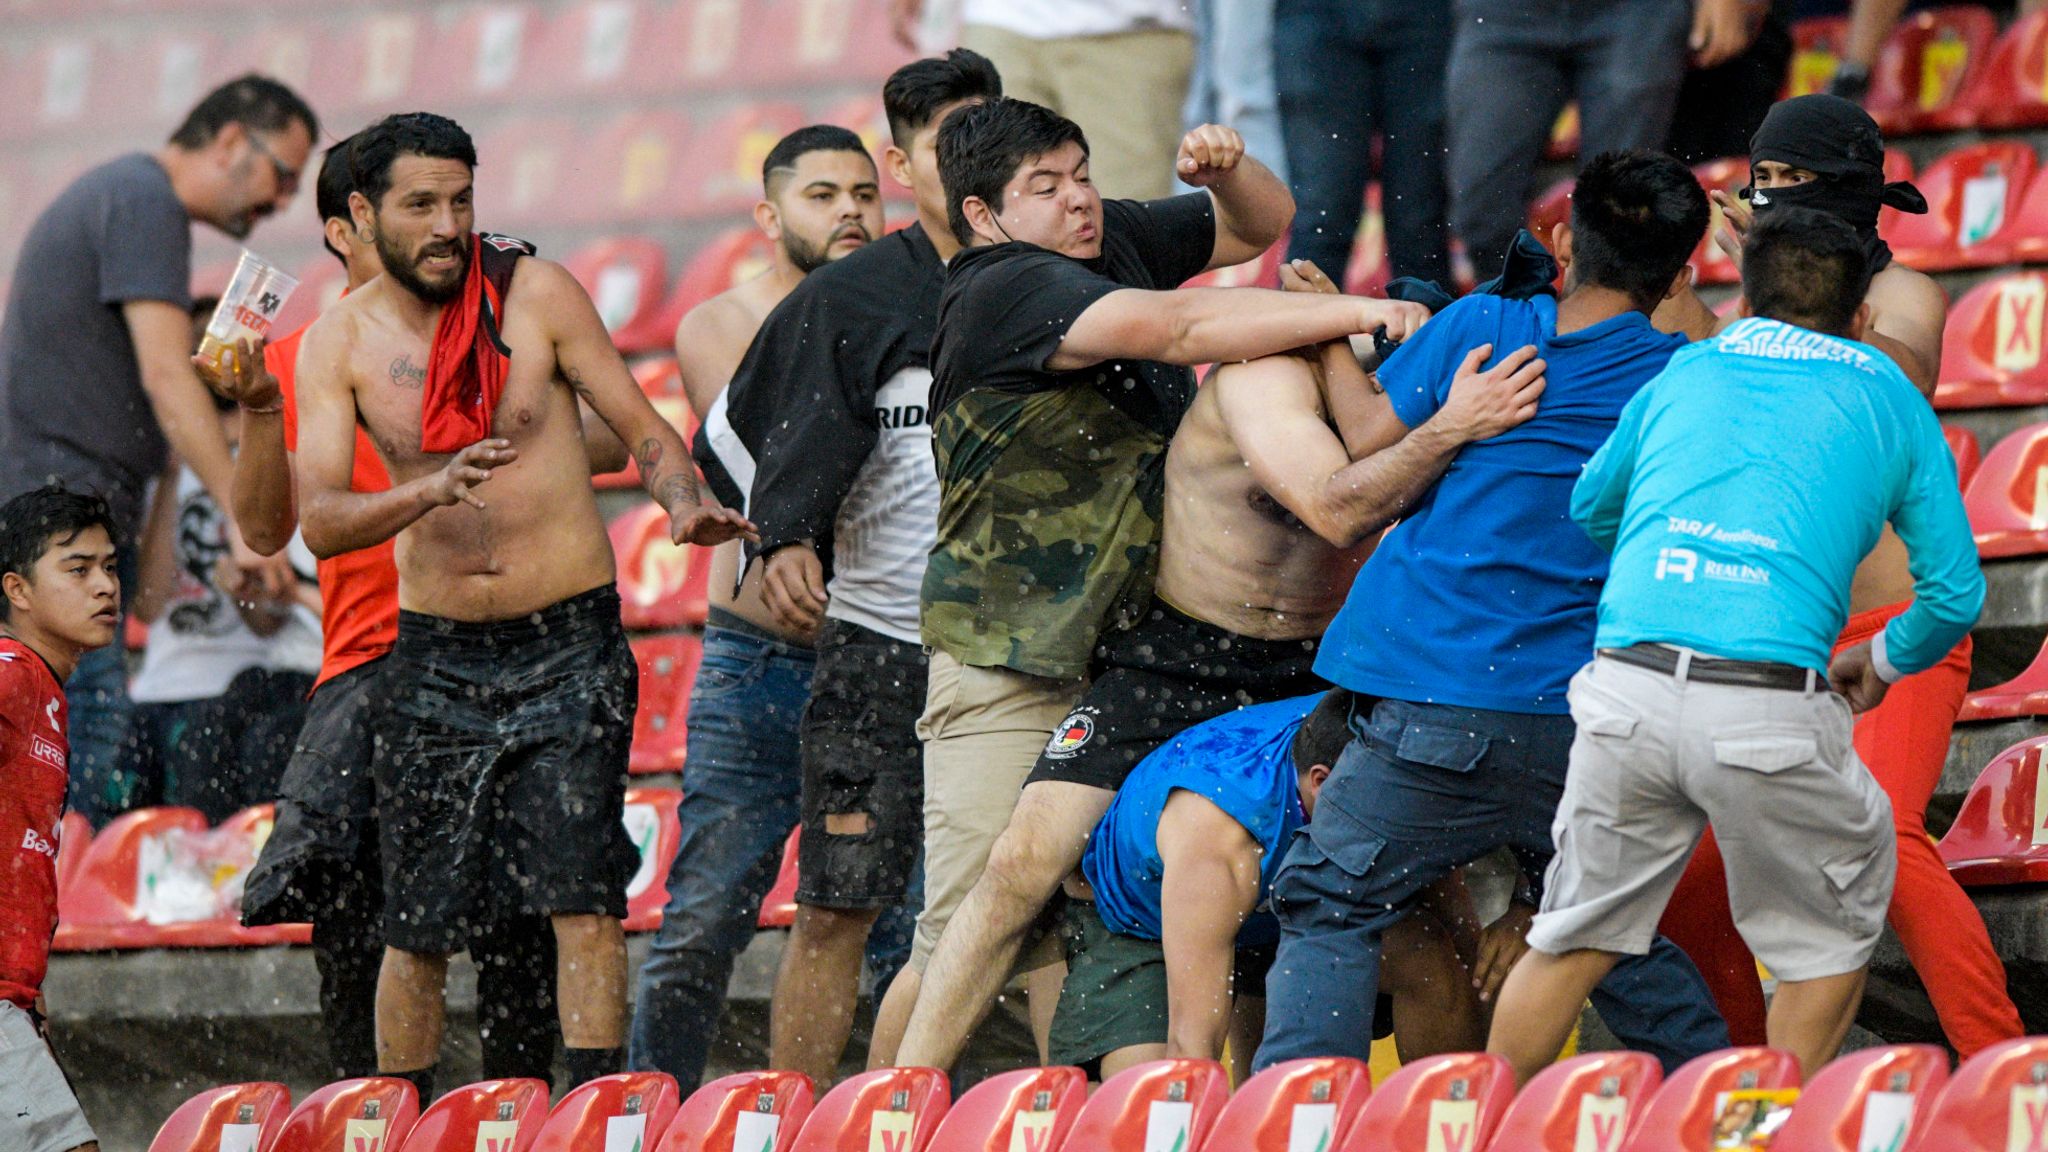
[1784,5,2000,136]
[0,0,914,142]
[152,1038,2048,1152]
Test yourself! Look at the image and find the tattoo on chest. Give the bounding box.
[389,355,426,390]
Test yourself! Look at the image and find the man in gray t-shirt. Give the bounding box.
[0,74,316,823]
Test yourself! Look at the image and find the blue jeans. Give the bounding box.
[1446,0,1691,276]
[65,545,139,826]
[1256,698,1728,1071]
[1274,0,1452,284]
[1184,0,1289,188]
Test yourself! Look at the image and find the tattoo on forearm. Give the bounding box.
[656,474,698,510]
[633,436,701,511]
[632,437,663,475]
[389,355,425,390]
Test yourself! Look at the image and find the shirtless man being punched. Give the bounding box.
[291,112,750,1094]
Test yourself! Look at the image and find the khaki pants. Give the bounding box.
[963,24,1195,202]
[911,649,1085,972]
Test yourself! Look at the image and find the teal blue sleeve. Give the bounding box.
[1571,385,1650,552]
[1877,400,1984,678]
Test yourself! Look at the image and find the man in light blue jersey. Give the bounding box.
[1487,207,1983,1083]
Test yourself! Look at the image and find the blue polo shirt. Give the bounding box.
[1315,294,1686,713]
[1082,694,1319,942]
[1578,317,1982,677]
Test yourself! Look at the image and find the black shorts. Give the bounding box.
[243,657,386,926]
[796,618,927,909]
[1026,601,1327,791]
[375,586,640,953]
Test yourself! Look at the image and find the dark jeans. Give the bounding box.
[1447,0,1692,275]
[122,666,314,824]
[1667,17,1793,165]
[1275,0,1453,285]
[65,546,139,826]
[1255,698,1729,1071]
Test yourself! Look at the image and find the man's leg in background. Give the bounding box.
[960,24,1056,107]
[1191,0,1288,187]
[1043,28,1195,200]
[1371,0,1454,285]
[1446,0,1571,278]
[378,946,451,1092]
[311,847,385,1079]
[1769,969,1870,1077]
[555,913,629,1085]
[1274,0,1376,280]
[473,913,559,1081]
[1657,832,1769,1045]
[1571,0,1691,160]
[774,904,883,1085]
[1489,948,1622,1086]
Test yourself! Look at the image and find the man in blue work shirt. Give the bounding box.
[1257,150,1730,1070]
[1487,207,1982,1083]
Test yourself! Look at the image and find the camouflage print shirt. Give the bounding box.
[924,194,1217,680]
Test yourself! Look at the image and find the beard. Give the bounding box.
[782,221,872,274]
[376,227,469,304]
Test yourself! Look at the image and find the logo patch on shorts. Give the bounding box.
[1043,708,1099,760]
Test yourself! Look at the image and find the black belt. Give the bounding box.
[1601,644,1818,692]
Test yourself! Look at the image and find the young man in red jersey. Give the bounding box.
[0,486,120,1152]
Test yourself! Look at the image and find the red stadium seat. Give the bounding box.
[1938,735,2048,884]
[1882,141,2036,271]
[743,0,908,84]
[524,0,646,100]
[413,4,537,109]
[630,633,703,774]
[580,111,697,225]
[405,1079,551,1152]
[1964,420,2048,557]
[1690,158,1751,286]
[148,1083,292,1152]
[658,1071,817,1152]
[1528,178,1574,251]
[292,9,424,115]
[1487,1051,1661,1152]
[55,810,90,896]
[1063,1059,1228,1152]
[56,806,211,951]
[1546,103,1580,163]
[925,1066,1086,1152]
[632,0,760,93]
[472,117,580,230]
[622,786,683,932]
[1944,9,2048,130]
[596,358,691,490]
[2001,166,2048,267]
[646,228,780,346]
[1617,1047,1800,1152]
[207,804,310,947]
[789,1067,950,1152]
[691,104,811,216]
[1787,16,1852,97]
[272,1078,420,1152]
[1770,1045,1948,1152]
[1936,274,2048,409]
[759,828,801,929]
[565,236,672,353]
[1865,5,1998,135]
[1341,182,1391,299]
[1947,426,1984,490]
[1206,1058,1370,1152]
[94,32,217,128]
[1960,636,2048,723]
[534,1072,682,1152]
[1905,1036,2048,1150]
[610,501,711,631]
[1337,1053,1512,1152]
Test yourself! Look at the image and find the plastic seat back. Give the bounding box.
[1866,5,1998,134]
[534,1072,682,1152]
[1965,421,2048,559]
[630,633,705,775]
[1788,16,1852,96]
[623,787,684,932]
[1947,426,1984,490]
[1771,1045,1948,1152]
[1338,1053,1512,1152]
[1063,1059,1229,1152]
[148,1083,292,1152]
[687,104,811,216]
[1937,734,2048,884]
[412,4,536,108]
[55,806,210,951]
[471,117,579,229]
[1206,1058,1369,1152]
[659,229,780,334]
[2005,170,2048,268]
[789,1067,950,1152]
[574,110,696,225]
[1946,9,2048,130]
[1907,1036,2048,1150]
[1618,1047,1801,1152]
[656,1070,816,1152]
[1959,633,2048,723]
[926,1066,1085,1152]
[1527,178,1574,250]
[610,501,711,631]
[520,0,644,100]
[1883,140,2036,270]
[272,1078,420,1152]
[1487,1051,1661,1152]
[1691,158,1751,286]
[55,810,91,896]
[403,1079,550,1152]
[564,236,671,353]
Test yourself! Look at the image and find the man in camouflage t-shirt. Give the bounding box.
[870,97,1422,1062]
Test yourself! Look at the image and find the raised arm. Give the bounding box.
[1176,125,1293,272]
[209,336,296,556]
[527,259,753,547]
[1863,267,1947,396]
[1157,791,1265,1062]
[1050,287,1428,373]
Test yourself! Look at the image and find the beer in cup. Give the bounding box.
[195,250,298,387]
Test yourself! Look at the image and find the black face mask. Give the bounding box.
[1742,174,1926,274]
[1742,93,1927,275]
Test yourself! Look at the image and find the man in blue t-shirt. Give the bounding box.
[1257,151,1730,1070]
[1487,209,1982,1083]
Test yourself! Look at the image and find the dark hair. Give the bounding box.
[1291,691,1353,775]
[1742,207,1871,337]
[882,48,1002,147]
[1568,150,1710,310]
[316,133,362,264]
[762,124,873,196]
[937,98,1088,246]
[0,487,116,621]
[168,74,318,150]
[349,113,478,210]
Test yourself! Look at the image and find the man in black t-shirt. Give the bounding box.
[878,96,1427,1067]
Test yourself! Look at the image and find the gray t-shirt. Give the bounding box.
[0,153,192,540]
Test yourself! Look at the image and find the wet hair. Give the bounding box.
[316,133,363,263]
[1568,150,1710,311]
[349,112,478,210]
[762,124,873,197]
[1742,207,1872,337]
[1291,691,1354,775]
[882,48,1003,147]
[0,487,115,621]
[937,97,1088,246]
[168,74,318,150]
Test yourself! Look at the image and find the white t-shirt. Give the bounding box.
[826,367,939,645]
[963,0,1193,39]
[128,469,321,704]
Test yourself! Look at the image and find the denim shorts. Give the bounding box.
[797,618,927,909]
